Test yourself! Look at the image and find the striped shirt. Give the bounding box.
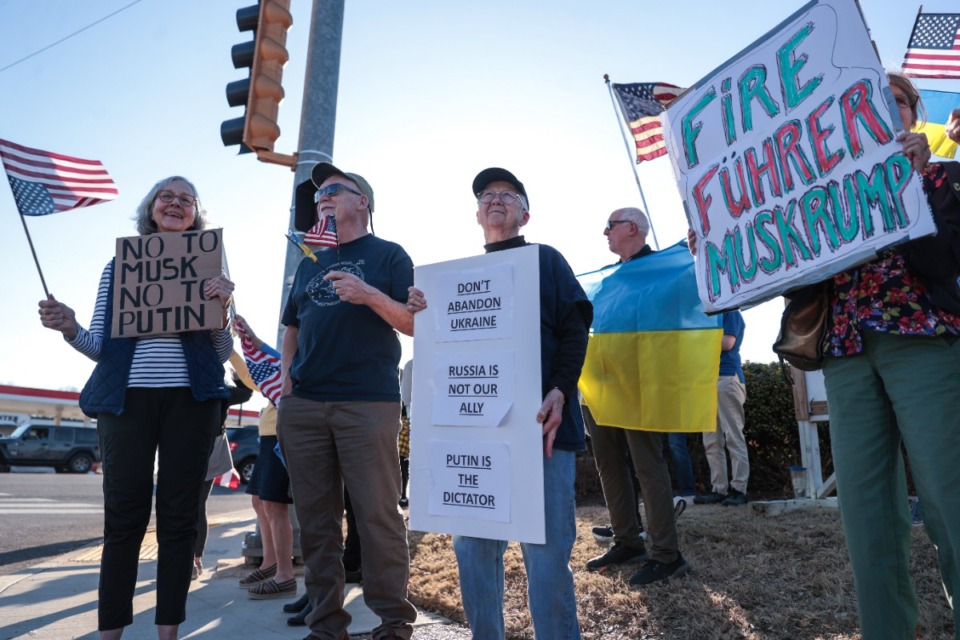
[69,260,232,388]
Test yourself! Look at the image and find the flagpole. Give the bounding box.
[604,75,661,250]
[17,213,51,298]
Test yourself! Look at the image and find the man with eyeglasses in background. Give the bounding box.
[278,162,417,640]
[582,207,690,586]
[406,167,592,639]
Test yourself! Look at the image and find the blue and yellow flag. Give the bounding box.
[577,241,722,432]
[917,89,959,159]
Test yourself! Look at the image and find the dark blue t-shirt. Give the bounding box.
[281,234,414,402]
[719,311,745,383]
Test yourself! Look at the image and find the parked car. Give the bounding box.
[226,426,259,484]
[0,416,100,473]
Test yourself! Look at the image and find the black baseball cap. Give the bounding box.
[294,162,376,232]
[472,167,528,207]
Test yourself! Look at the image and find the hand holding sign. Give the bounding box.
[536,388,565,458]
[897,131,931,172]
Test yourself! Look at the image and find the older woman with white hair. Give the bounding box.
[38,176,234,640]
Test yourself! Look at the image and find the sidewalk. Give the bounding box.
[0,508,449,639]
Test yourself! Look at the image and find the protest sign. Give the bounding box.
[662,0,936,312]
[111,229,225,338]
[409,245,545,544]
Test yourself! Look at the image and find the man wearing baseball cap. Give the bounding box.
[279,162,417,639]
[407,167,592,639]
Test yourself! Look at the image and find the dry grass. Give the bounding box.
[407,503,955,639]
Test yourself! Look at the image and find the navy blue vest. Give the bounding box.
[79,260,229,417]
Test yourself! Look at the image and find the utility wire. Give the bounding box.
[0,0,145,75]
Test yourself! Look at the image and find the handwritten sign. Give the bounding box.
[662,0,935,312]
[428,441,511,522]
[409,245,545,544]
[435,263,514,342]
[432,351,515,427]
[111,229,225,337]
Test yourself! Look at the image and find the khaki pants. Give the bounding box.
[278,396,416,639]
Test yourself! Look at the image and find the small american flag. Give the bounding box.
[902,13,960,79]
[611,82,684,163]
[215,468,240,490]
[0,138,118,216]
[235,319,283,405]
[303,213,338,247]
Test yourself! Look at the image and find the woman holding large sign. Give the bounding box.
[822,72,960,639]
[37,176,234,640]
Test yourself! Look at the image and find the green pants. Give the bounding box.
[824,331,960,640]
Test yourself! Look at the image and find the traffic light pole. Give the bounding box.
[279,0,344,339]
[243,0,345,567]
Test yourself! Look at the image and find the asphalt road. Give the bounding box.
[0,468,252,576]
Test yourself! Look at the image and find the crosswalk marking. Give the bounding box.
[0,497,102,515]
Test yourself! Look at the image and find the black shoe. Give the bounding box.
[591,524,614,544]
[283,592,310,614]
[586,541,648,571]
[344,568,362,583]
[693,492,727,505]
[721,489,748,506]
[288,603,313,626]
[399,496,409,508]
[628,553,690,586]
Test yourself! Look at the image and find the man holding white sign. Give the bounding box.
[407,167,592,640]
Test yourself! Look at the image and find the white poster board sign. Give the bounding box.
[409,245,545,544]
[662,0,935,312]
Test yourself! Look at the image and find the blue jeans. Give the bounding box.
[453,450,581,640]
[667,433,696,496]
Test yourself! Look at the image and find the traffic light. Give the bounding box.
[221,0,293,154]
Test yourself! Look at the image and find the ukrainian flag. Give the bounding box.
[917,89,959,159]
[578,240,722,433]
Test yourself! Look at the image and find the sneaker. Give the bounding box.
[909,497,923,525]
[673,496,689,519]
[592,524,614,544]
[398,496,409,508]
[628,553,690,586]
[586,541,648,571]
[721,489,748,506]
[693,492,727,505]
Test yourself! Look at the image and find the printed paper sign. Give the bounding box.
[427,440,511,523]
[112,229,225,337]
[409,245,545,544]
[432,351,515,427]
[434,263,514,342]
[662,0,935,312]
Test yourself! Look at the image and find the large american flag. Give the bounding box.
[902,13,960,79]
[0,139,118,216]
[235,319,283,405]
[611,82,684,163]
[303,213,338,247]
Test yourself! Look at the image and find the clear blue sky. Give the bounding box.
[2,0,957,403]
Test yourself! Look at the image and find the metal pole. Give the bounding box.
[245,0,344,567]
[605,78,661,250]
[278,0,344,341]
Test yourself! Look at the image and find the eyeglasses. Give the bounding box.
[314,183,364,203]
[157,191,197,207]
[605,220,633,231]
[478,191,523,205]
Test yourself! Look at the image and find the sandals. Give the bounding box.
[237,563,277,588]
[248,577,298,599]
